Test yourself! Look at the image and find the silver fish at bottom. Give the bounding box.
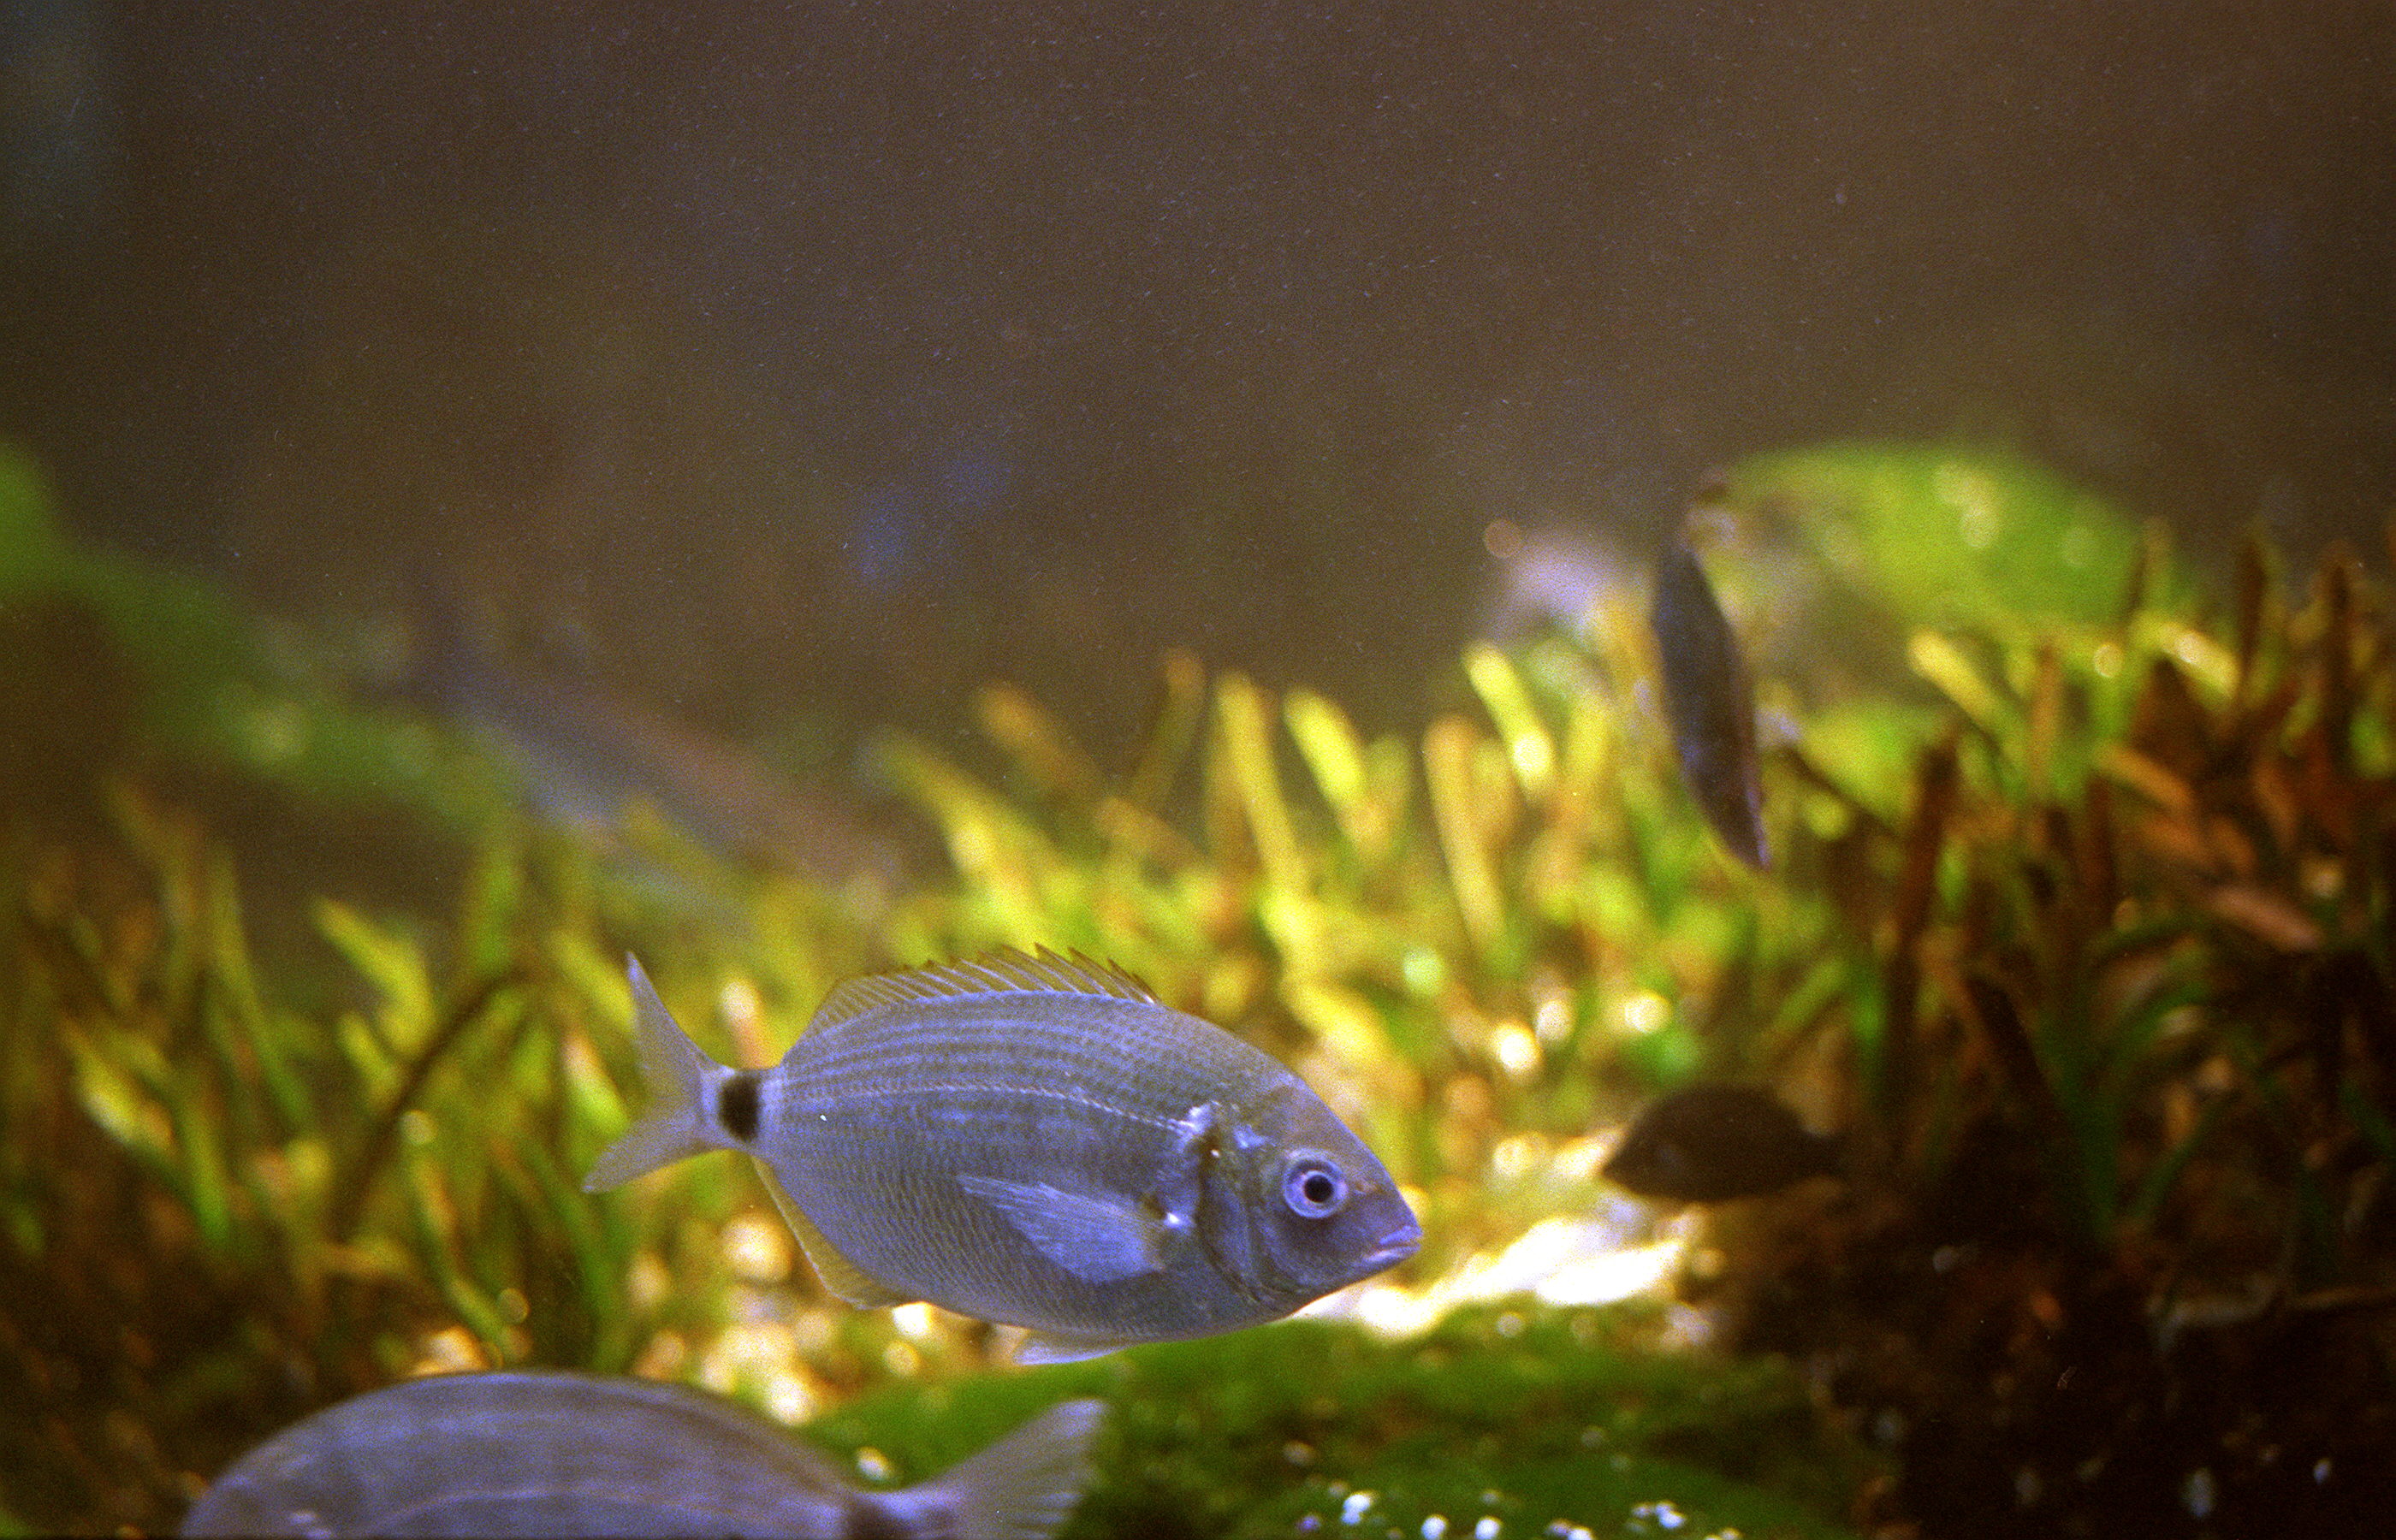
[584,951,1421,1364]
[180,1371,1104,1539]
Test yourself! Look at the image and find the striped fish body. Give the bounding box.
[181,1371,1105,1539]
[587,952,1420,1362]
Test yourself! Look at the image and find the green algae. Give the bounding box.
[804,1306,1869,1540]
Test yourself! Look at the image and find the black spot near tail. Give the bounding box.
[718,1072,761,1143]
[841,1496,915,1539]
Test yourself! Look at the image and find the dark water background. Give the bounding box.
[3,2,2391,757]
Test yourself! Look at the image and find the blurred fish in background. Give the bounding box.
[414,591,919,895]
[839,412,1022,599]
[181,1371,1106,1539]
[1602,1085,1842,1205]
[1649,523,1770,869]
[1477,516,1635,642]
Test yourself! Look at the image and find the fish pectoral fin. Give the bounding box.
[957,1172,1165,1282]
[1012,1330,1136,1365]
[755,1158,911,1309]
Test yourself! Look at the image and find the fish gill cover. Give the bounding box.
[4,442,2395,1537]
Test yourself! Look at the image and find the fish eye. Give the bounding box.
[1280,1153,1349,1219]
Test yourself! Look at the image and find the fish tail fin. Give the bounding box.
[583,957,737,1191]
[911,1398,1108,1540]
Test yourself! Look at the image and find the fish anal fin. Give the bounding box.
[957,1172,1165,1282]
[813,948,1156,1028]
[754,1159,911,1308]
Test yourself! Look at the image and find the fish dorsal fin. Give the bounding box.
[813,948,1157,1028]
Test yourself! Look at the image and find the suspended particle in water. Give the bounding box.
[2183,1468,2215,1519]
[1422,1519,1449,1540]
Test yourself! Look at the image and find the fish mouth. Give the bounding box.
[1359,1218,1424,1273]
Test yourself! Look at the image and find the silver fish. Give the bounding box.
[181,1371,1104,1539]
[584,951,1421,1364]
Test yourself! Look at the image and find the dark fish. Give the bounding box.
[1650,534,1770,868]
[586,951,1421,1364]
[1601,1085,1839,1203]
[181,1371,1104,1539]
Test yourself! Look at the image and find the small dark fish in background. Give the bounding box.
[180,1370,1105,1539]
[1601,1085,1841,1203]
[1650,532,1770,869]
